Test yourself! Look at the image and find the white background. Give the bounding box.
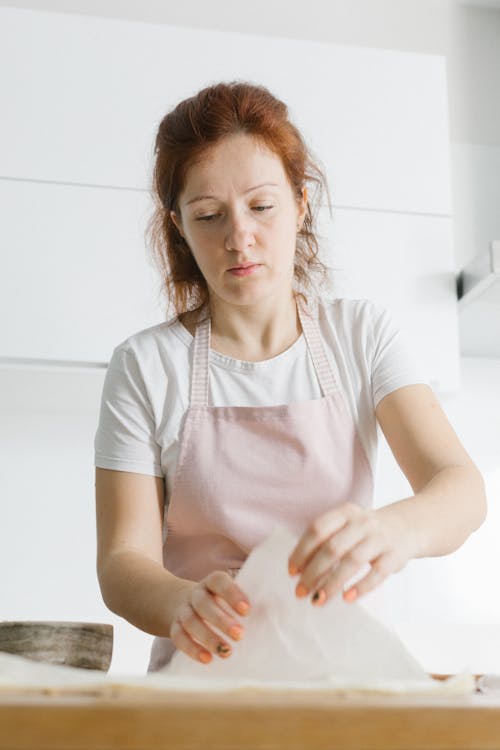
[0,0,499,677]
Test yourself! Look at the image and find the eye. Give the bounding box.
[196,206,274,222]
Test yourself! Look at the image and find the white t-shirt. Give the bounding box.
[94,297,430,501]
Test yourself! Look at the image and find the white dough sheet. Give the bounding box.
[0,527,475,696]
[160,525,474,694]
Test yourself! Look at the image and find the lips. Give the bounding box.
[229,262,258,270]
[227,263,261,277]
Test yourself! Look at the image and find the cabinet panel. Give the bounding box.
[0,179,460,392]
[0,7,456,384]
[0,180,164,362]
[0,7,451,215]
[317,207,460,393]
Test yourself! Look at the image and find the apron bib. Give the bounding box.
[147,296,373,672]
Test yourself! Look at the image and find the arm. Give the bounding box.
[95,467,196,638]
[374,383,487,558]
[287,383,488,604]
[95,467,252,663]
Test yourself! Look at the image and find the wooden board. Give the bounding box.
[1,686,500,750]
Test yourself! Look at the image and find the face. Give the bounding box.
[170,133,307,308]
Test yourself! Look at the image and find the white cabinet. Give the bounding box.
[0,7,457,390]
[317,207,459,393]
[0,7,451,214]
[0,180,163,362]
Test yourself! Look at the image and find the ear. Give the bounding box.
[297,186,308,226]
[170,210,184,238]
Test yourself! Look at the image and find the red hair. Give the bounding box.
[145,80,333,316]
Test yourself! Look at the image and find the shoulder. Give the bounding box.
[317,295,383,315]
[109,313,180,363]
[316,295,383,337]
[101,316,188,401]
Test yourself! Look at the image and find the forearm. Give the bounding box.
[98,550,196,638]
[377,465,488,558]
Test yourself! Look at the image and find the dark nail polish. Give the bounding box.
[217,643,231,654]
[312,591,320,602]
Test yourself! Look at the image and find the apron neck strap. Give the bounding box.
[189,296,338,406]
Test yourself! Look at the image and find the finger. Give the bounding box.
[311,537,384,604]
[170,617,214,664]
[191,586,246,643]
[172,602,234,660]
[204,571,251,617]
[343,553,396,600]
[195,572,250,644]
[296,522,367,595]
[288,505,360,575]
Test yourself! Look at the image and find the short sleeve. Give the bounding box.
[94,345,163,477]
[369,302,431,410]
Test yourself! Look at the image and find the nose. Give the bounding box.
[224,210,256,252]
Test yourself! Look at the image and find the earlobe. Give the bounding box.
[298,186,308,225]
[170,210,184,238]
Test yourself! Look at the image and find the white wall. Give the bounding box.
[1,0,499,677]
[369,356,500,675]
[2,0,498,268]
[2,357,498,676]
[0,367,153,673]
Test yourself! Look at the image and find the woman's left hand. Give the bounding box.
[287,502,416,606]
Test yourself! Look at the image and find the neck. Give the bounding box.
[206,290,302,362]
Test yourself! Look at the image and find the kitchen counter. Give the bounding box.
[1,678,500,750]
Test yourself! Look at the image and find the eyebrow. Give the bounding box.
[185,182,280,206]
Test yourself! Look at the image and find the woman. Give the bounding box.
[94,81,487,673]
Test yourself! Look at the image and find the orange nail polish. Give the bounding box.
[296,583,308,597]
[199,651,212,664]
[236,601,250,615]
[289,562,298,576]
[229,625,244,640]
[343,587,358,602]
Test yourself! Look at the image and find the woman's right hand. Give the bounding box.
[170,571,251,664]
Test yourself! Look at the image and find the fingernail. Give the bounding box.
[343,587,358,602]
[199,650,212,664]
[296,583,308,597]
[312,589,327,606]
[289,562,298,576]
[236,601,250,615]
[216,643,232,657]
[229,625,244,640]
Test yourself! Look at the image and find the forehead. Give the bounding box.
[181,135,287,198]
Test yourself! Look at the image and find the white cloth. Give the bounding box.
[94,297,430,498]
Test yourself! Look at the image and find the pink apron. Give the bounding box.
[147,296,373,672]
